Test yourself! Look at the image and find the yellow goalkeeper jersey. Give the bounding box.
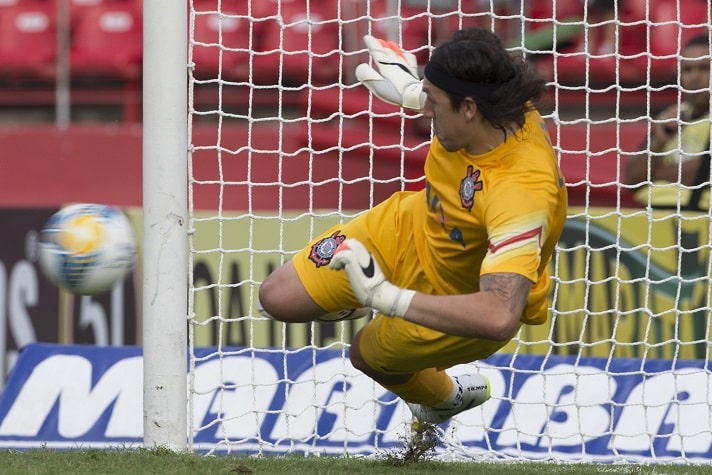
[412,110,567,325]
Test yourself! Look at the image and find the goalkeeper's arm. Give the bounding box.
[404,274,527,341]
[330,239,526,341]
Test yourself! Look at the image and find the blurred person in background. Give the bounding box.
[624,35,711,211]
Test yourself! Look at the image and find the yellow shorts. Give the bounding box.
[292,191,512,374]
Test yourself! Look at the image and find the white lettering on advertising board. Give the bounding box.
[0,350,710,460]
[0,354,142,438]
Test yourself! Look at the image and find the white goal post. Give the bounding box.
[142,0,188,450]
[143,0,712,462]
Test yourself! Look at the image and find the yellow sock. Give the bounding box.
[382,368,455,407]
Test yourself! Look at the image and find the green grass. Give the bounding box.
[0,448,709,475]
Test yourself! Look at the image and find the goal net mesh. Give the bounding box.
[186,0,712,462]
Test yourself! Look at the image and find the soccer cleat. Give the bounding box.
[406,373,490,423]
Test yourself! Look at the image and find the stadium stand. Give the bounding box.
[0,0,705,145]
[68,0,142,120]
[531,0,709,87]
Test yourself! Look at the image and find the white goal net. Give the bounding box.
[184,0,712,463]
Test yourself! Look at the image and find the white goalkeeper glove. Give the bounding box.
[355,35,425,111]
[329,238,415,317]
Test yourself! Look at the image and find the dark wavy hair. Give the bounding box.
[685,34,710,51]
[427,28,547,135]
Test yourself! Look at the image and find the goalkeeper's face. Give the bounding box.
[422,79,472,153]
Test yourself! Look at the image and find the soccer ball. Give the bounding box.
[38,203,137,296]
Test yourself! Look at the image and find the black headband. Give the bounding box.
[423,61,503,98]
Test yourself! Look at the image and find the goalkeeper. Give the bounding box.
[259,27,567,423]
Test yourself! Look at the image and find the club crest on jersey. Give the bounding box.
[309,230,346,267]
[459,165,483,211]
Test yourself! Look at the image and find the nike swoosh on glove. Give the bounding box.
[354,35,425,111]
[329,238,415,317]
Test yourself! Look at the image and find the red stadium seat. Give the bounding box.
[0,1,57,80]
[191,0,262,81]
[70,0,142,80]
[251,1,342,85]
[70,0,105,29]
